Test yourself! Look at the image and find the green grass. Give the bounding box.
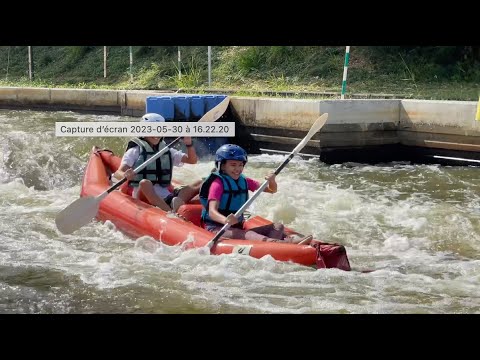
[0,46,478,101]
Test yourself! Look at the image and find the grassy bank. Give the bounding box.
[0,46,478,100]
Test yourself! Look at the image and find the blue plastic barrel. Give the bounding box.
[173,96,191,121]
[216,95,227,103]
[190,96,205,119]
[204,95,217,112]
[205,94,228,112]
[146,96,174,121]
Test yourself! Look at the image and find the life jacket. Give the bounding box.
[126,137,172,187]
[199,172,249,228]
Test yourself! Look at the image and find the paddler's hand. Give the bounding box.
[225,213,239,225]
[124,168,135,181]
[183,137,193,146]
[264,170,278,193]
[264,170,276,182]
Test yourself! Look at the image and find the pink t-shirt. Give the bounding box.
[208,177,259,202]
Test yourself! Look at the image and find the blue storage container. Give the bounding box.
[190,96,205,119]
[205,94,228,112]
[216,95,227,103]
[145,96,174,121]
[173,96,191,121]
[204,95,217,112]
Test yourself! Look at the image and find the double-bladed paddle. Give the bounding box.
[206,112,329,249]
[55,96,230,234]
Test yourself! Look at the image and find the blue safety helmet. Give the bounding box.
[215,144,248,169]
[141,113,165,122]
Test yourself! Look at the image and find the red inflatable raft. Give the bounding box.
[80,147,351,271]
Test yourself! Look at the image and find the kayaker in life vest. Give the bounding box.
[113,113,201,213]
[200,144,312,244]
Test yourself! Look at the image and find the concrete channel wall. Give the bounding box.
[0,87,171,116]
[399,100,480,150]
[231,98,401,151]
[0,86,479,164]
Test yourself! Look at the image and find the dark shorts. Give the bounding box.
[204,221,244,233]
[204,223,221,232]
[163,186,184,206]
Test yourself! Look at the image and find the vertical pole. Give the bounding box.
[178,46,181,79]
[208,46,212,87]
[104,46,107,78]
[129,46,133,82]
[341,46,350,99]
[6,46,10,80]
[476,95,480,121]
[28,46,34,81]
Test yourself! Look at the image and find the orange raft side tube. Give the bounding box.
[81,147,349,270]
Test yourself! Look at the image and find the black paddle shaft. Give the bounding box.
[274,153,295,175]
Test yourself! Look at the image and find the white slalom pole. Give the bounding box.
[208,46,212,87]
[129,46,133,82]
[476,95,480,121]
[341,46,350,99]
[178,46,181,79]
[28,46,33,81]
[104,46,107,78]
[6,46,10,80]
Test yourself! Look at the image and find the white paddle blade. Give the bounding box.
[292,113,329,155]
[55,196,100,234]
[199,96,230,122]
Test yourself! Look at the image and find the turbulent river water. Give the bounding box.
[1,108,479,314]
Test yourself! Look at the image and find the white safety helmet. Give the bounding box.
[141,113,165,122]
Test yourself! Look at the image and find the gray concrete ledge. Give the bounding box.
[0,86,478,157]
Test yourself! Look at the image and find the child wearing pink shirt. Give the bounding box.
[199,144,312,244]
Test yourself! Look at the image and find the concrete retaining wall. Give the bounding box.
[0,86,479,159]
[232,96,479,156]
[0,87,173,115]
[399,99,480,150]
